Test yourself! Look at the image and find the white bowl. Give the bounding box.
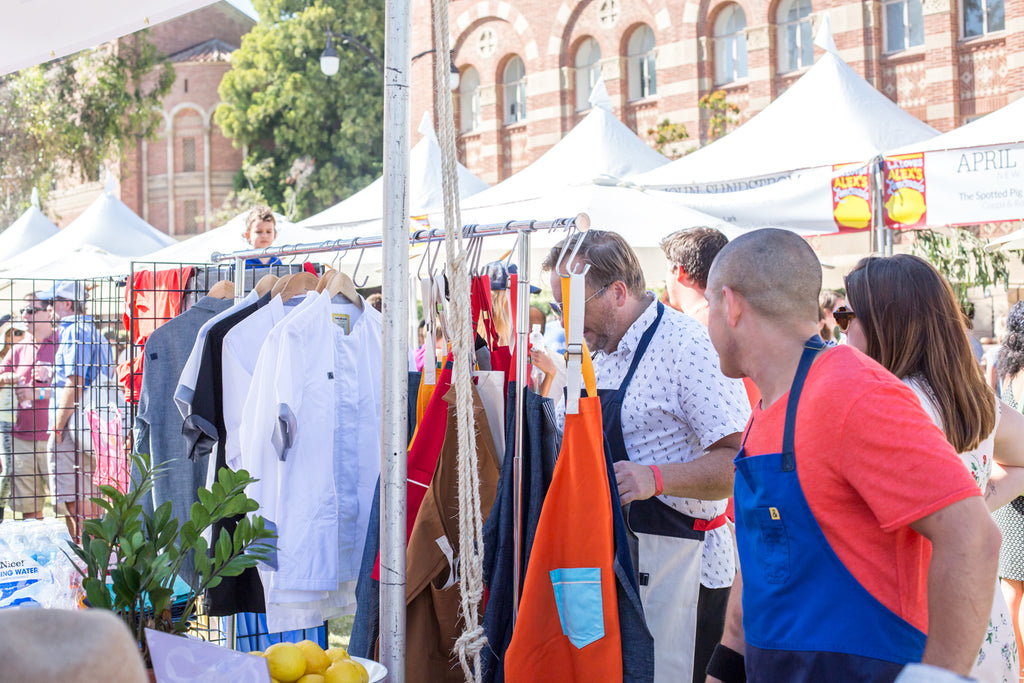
[352,655,387,682]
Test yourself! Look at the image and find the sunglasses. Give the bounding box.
[834,306,856,332]
[549,285,609,319]
[19,307,40,316]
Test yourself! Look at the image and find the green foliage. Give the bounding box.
[698,90,740,142]
[67,453,274,665]
[215,0,385,220]
[910,228,1021,313]
[646,119,689,160]
[0,33,173,226]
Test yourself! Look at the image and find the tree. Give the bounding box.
[0,34,174,226]
[215,0,385,220]
[910,227,1022,315]
[646,119,689,160]
[698,90,740,142]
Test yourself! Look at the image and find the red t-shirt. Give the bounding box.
[741,345,979,633]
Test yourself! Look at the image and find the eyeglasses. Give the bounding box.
[834,306,856,332]
[549,285,608,319]
[19,307,40,316]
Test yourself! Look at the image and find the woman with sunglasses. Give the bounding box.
[843,253,1024,683]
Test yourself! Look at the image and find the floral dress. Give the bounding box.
[905,377,1018,682]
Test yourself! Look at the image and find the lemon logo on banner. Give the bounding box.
[832,164,872,231]
[883,153,927,228]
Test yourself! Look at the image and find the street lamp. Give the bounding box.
[319,29,460,90]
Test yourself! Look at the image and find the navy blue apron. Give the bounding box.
[734,336,926,682]
[597,301,707,682]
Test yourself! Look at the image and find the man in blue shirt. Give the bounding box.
[37,281,113,536]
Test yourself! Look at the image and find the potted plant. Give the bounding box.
[67,452,275,666]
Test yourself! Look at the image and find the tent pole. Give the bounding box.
[511,229,530,621]
[380,0,411,678]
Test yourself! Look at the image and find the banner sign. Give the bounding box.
[882,143,1024,229]
[831,163,872,232]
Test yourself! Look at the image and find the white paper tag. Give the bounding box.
[332,313,351,335]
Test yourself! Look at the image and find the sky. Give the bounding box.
[227,0,258,20]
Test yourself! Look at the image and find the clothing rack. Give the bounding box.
[211,213,590,667]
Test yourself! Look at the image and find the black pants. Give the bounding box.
[694,584,731,683]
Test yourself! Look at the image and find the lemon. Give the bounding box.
[885,187,926,225]
[297,676,326,683]
[251,650,268,658]
[326,647,350,662]
[324,659,369,683]
[266,642,308,683]
[833,195,871,229]
[296,639,332,675]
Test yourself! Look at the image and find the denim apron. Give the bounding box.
[734,336,926,682]
[599,301,707,682]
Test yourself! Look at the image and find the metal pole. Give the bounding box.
[381,0,411,676]
[511,230,530,620]
[233,257,245,301]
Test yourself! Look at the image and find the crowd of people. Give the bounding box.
[2,204,1024,683]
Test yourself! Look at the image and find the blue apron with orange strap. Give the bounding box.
[734,336,926,682]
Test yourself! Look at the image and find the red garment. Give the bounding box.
[86,408,128,493]
[473,276,511,384]
[505,396,622,680]
[118,267,193,403]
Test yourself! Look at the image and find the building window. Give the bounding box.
[182,137,196,172]
[962,0,1004,37]
[460,67,481,133]
[502,56,526,124]
[627,25,657,101]
[183,199,198,234]
[714,5,748,85]
[598,0,620,28]
[883,0,924,52]
[777,0,813,73]
[575,38,602,111]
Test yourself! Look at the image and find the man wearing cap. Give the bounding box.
[37,281,113,534]
[542,230,750,683]
[0,295,58,519]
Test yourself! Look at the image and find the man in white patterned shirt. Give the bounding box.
[544,230,750,683]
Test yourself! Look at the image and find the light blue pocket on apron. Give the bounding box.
[550,567,605,649]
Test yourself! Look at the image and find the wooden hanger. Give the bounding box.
[317,270,363,310]
[207,280,235,299]
[269,274,296,299]
[254,274,279,296]
[277,272,319,302]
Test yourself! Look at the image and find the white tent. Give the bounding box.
[884,97,1024,231]
[0,0,216,76]
[132,210,327,267]
[0,189,60,262]
[462,89,669,210]
[299,114,490,229]
[0,179,175,274]
[0,246,131,280]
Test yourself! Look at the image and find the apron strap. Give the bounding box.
[780,335,826,471]
[614,300,664,396]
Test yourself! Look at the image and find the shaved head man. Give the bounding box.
[704,229,999,683]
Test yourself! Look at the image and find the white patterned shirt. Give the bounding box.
[558,295,750,588]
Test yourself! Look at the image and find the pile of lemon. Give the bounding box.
[251,639,370,683]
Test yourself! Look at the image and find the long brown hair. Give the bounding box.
[844,254,994,453]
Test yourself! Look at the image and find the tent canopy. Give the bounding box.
[0,0,216,76]
[631,50,938,189]
[300,114,490,229]
[889,96,1024,155]
[0,190,60,262]
[1,181,175,272]
[462,103,669,209]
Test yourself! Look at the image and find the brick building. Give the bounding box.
[408,0,1023,186]
[51,1,254,235]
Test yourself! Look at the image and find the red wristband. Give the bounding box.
[650,465,664,497]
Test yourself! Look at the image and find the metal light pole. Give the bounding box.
[380,0,411,680]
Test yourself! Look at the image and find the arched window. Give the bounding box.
[714,5,748,85]
[627,26,657,101]
[459,66,481,133]
[503,56,526,124]
[575,38,602,111]
[777,0,813,73]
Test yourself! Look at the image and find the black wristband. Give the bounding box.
[706,643,746,683]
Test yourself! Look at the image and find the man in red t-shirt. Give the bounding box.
[702,228,1000,683]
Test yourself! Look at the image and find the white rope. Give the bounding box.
[430,1,487,681]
